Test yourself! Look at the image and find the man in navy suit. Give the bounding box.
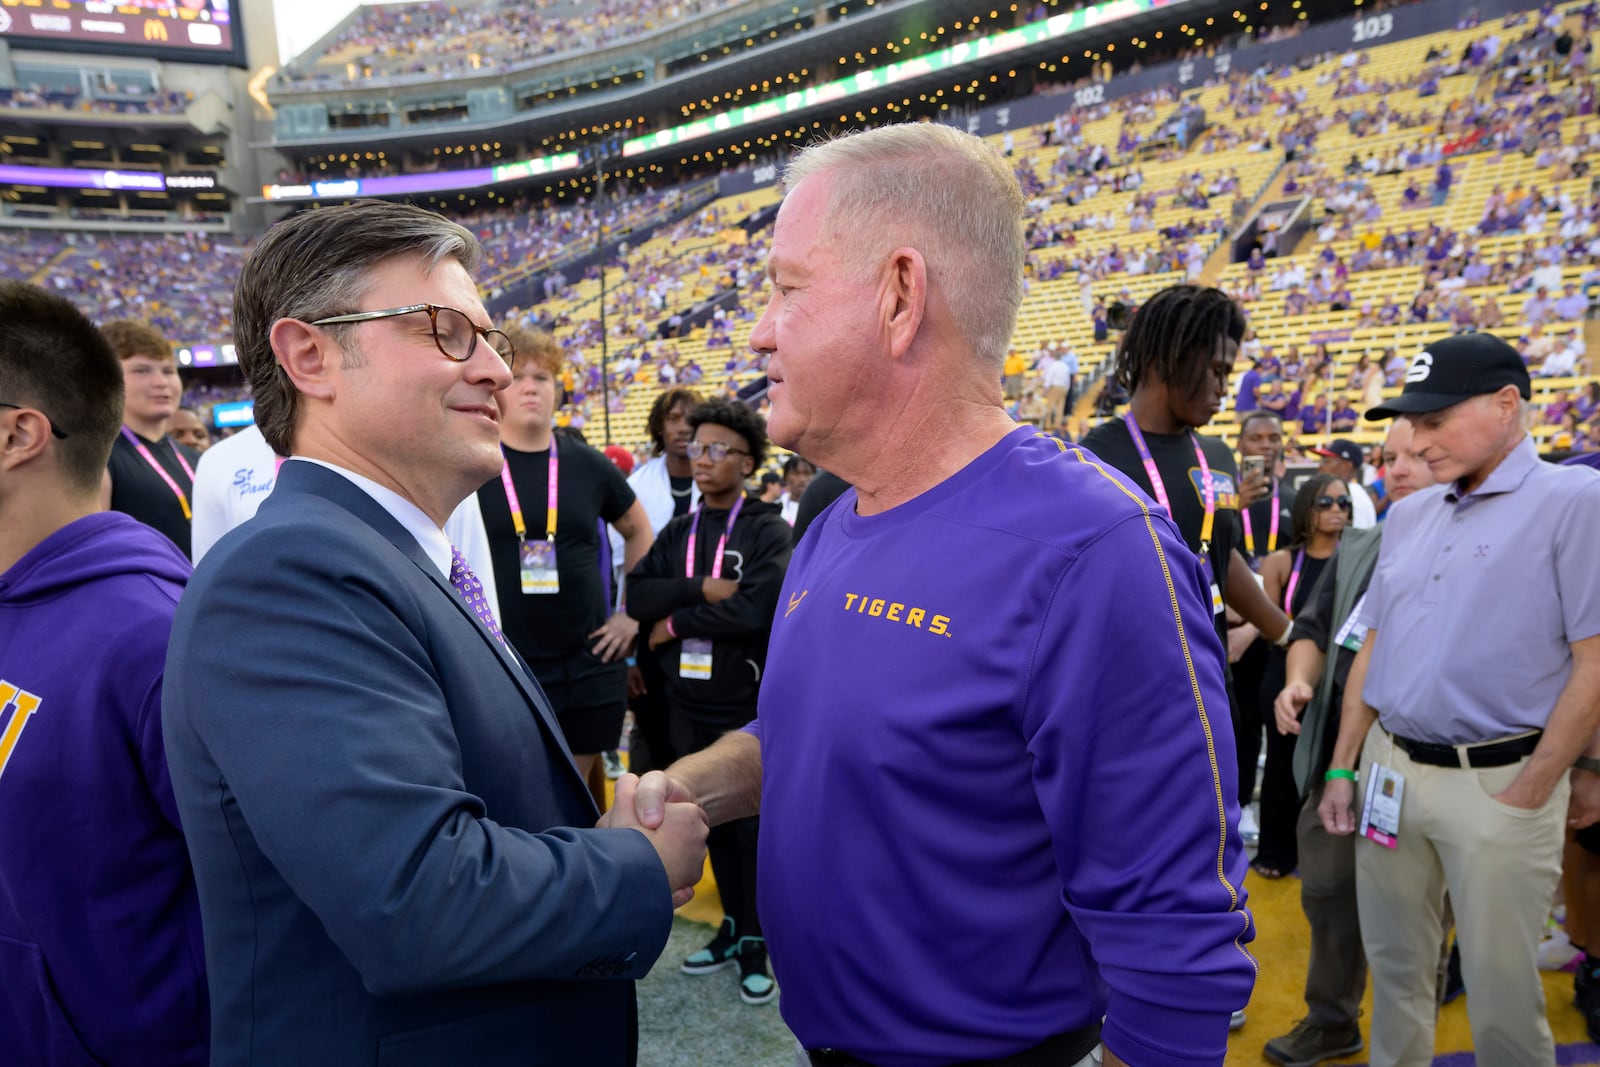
[163,199,708,1066]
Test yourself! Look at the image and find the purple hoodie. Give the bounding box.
[0,511,205,1065]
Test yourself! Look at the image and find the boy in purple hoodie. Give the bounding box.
[0,280,205,1064]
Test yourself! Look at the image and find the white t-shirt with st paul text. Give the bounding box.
[190,425,498,607]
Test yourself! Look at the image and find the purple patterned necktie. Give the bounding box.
[449,546,505,645]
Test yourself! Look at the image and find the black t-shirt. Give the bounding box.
[1079,418,1242,645]
[1281,551,1331,618]
[668,474,695,518]
[792,469,850,543]
[1262,549,1334,767]
[107,430,200,560]
[477,438,635,672]
[1240,479,1296,567]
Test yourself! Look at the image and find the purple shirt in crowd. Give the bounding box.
[1555,292,1589,319]
[1362,436,1600,743]
[750,427,1255,1067]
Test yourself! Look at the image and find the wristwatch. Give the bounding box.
[1575,756,1600,775]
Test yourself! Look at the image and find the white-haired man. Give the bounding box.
[1320,333,1600,1066]
[614,124,1256,1067]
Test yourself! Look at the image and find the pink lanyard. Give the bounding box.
[685,496,743,579]
[1284,550,1307,621]
[1123,413,1216,573]
[498,437,558,542]
[1241,481,1279,555]
[121,427,196,520]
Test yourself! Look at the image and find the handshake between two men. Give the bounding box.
[598,731,764,910]
[602,770,710,908]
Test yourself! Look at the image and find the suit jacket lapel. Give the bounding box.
[271,464,593,808]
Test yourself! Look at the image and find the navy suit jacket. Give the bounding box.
[163,462,671,1066]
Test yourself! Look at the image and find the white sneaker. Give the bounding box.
[1230,1009,1247,1031]
[1239,806,1261,847]
[1539,928,1581,971]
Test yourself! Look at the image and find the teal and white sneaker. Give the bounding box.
[681,916,738,975]
[736,936,776,1005]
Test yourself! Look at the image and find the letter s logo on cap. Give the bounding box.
[1405,351,1433,384]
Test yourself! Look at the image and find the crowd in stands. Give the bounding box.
[0,86,194,115]
[493,193,774,433]
[0,235,66,282]
[467,184,695,287]
[0,185,708,351]
[24,232,247,345]
[278,0,735,87]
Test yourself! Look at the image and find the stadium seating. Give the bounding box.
[2,2,1595,462]
[1202,7,1600,455]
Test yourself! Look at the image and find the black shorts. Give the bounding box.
[530,657,627,755]
[555,700,627,755]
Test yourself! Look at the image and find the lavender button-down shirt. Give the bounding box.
[1361,436,1600,744]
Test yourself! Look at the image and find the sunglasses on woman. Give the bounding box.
[1313,495,1353,512]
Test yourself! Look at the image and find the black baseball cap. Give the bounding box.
[1363,333,1531,421]
[1311,439,1364,468]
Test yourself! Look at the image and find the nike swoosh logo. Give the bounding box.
[785,591,807,617]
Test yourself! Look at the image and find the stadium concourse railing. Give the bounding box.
[269,0,873,94]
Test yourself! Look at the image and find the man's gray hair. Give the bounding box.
[782,123,1025,365]
[233,199,483,456]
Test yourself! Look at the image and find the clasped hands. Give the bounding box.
[599,771,705,907]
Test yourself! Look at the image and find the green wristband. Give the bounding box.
[1324,768,1358,783]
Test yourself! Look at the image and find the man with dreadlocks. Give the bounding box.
[1082,284,1292,1018]
[1083,282,1291,639]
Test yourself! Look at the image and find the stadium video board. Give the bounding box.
[260,152,581,202]
[0,162,220,191]
[177,342,238,368]
[210,399,254,428]
[0,0,247,67]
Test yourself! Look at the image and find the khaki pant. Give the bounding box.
[1297,782,1454,1028]
[1044,385,1068,426]
[1354,722,1566,1067]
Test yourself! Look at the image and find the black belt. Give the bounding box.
[1389,729,1542,769]
[808,1023,1101,1067]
